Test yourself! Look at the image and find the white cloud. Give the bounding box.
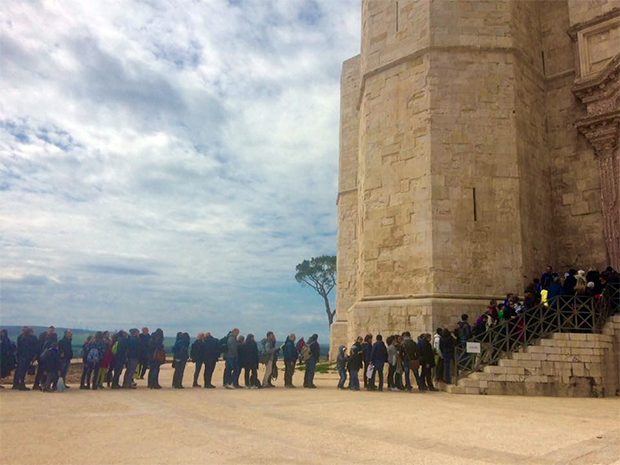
[0,0,360,342]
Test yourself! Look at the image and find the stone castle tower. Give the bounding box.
[331,0,620,355]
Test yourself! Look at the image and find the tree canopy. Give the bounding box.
[295,255,337,326]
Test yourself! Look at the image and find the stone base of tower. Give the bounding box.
[330,296,496,360]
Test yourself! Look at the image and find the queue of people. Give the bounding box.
[0,326,322,392]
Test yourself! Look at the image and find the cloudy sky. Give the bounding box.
[0,0,360,342]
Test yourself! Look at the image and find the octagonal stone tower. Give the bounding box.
[331,0,620,357]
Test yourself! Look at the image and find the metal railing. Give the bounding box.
[454,284,620,382]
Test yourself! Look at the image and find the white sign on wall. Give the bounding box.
[466,342,481,354]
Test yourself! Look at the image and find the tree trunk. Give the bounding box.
[321,292,335,326]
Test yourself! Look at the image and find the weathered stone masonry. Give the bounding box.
[332,0,620,357]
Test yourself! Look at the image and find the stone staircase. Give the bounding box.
[442,315,620,397]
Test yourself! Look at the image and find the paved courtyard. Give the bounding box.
[1,363,619,465]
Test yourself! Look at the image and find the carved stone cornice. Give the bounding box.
[575,110,620,157]
[572,54,620,106]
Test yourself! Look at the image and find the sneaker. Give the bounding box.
[391,387,400,392]
[193,383,200,388]
[225,384,235,390]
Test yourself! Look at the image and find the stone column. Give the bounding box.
[597,146,620,270]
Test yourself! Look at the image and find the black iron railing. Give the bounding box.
[454,284,620,382]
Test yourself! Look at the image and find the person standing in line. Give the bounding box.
[402,331,422,392]
[0,329,15,388]
[386,336,398,391]
[347,342,363,391]
[440,328,455,385]
[243,334,260,388]
[420,333,437,391]
[12,328,38,391]
[191,333,205,388]
[202,332,219,388]
[42,342,61,392]
[85,332,105,390]
[261,331,279,388]
[361,334,373,389]
[33,327,55,390]
[97,332,113,389]
[303,334,320,389]
[336,345,348,389]
[123,329,140,389]
[369,334,387,391]
[79,335,93,389]
[236,335,246,387]
[57,330,73,388]
[138,327,151,380]
[148,328,165,389]
[172,332,190,389]
[434,328,444,383]
[223,328,240,389]
[111,330,128,389]
[283,333,298,388]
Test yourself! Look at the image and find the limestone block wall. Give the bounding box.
[449,317,620,396]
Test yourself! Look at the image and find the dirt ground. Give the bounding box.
[1,362,619,465]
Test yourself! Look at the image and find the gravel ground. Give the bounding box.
[1,362,619,465]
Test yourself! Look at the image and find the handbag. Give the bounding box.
[366,364,375,379]
[153,349,166,364]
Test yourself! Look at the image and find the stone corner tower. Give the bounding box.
[331,0,620,358]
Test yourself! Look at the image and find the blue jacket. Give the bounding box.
[370,341,388,365]
[172,339,190,362]
[283,338,298,362]
[126,335,139,359]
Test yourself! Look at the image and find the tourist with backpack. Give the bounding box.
[260,331,279,388]
[202,332,219,388]
[336,345,348,389]
[223,328,240,389]
[303,334,320,389]
[402,331,422,392]
[172,332,190,389]
[282,333,298,388]
[83,332,105,390]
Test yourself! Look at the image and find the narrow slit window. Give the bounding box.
[541,51,546,75]
[472,187,477,222]
[395,2,399,32]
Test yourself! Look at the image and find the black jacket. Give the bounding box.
[370,340,388,365]
[242,341,259,369]
[419,339,435,366]
[58,337,73,360]
[126,335,139,359]
[17,334,38,360]
[347,343,363,371]
[191,339,203,362]
[138,333,151,359]
[202,335,219,364]
[439,335,455,358]
[115,337,128,361]
[402,337,419,361]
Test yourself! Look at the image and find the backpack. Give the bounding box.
[219,336,229,354]
[111,341,119,355]
[299,344,312,362]
[87,346,100,364]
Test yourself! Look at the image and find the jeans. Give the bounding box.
[139,357,149,378]
[403,360,411,389]
[12,357,30,388]
[363,361,370,388]
[284,361,295,386]
[112,358,125,387]
[387,364,396,388]
[421,364,434,390]
[443,356,453,384]
[349,369,360,390]
[337,366,347,388]
[304,357,317,387]
[148,363,161,387]
[193,360,203,385]
[123,358,138,387]
[371,364,384,390]
[203,360,216,386]
[172,360,187,387]
[45,370,59,390]
[60,358,71,381]
[244,366,258,387]
[224,357,239,386]
[86,362,100,389]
